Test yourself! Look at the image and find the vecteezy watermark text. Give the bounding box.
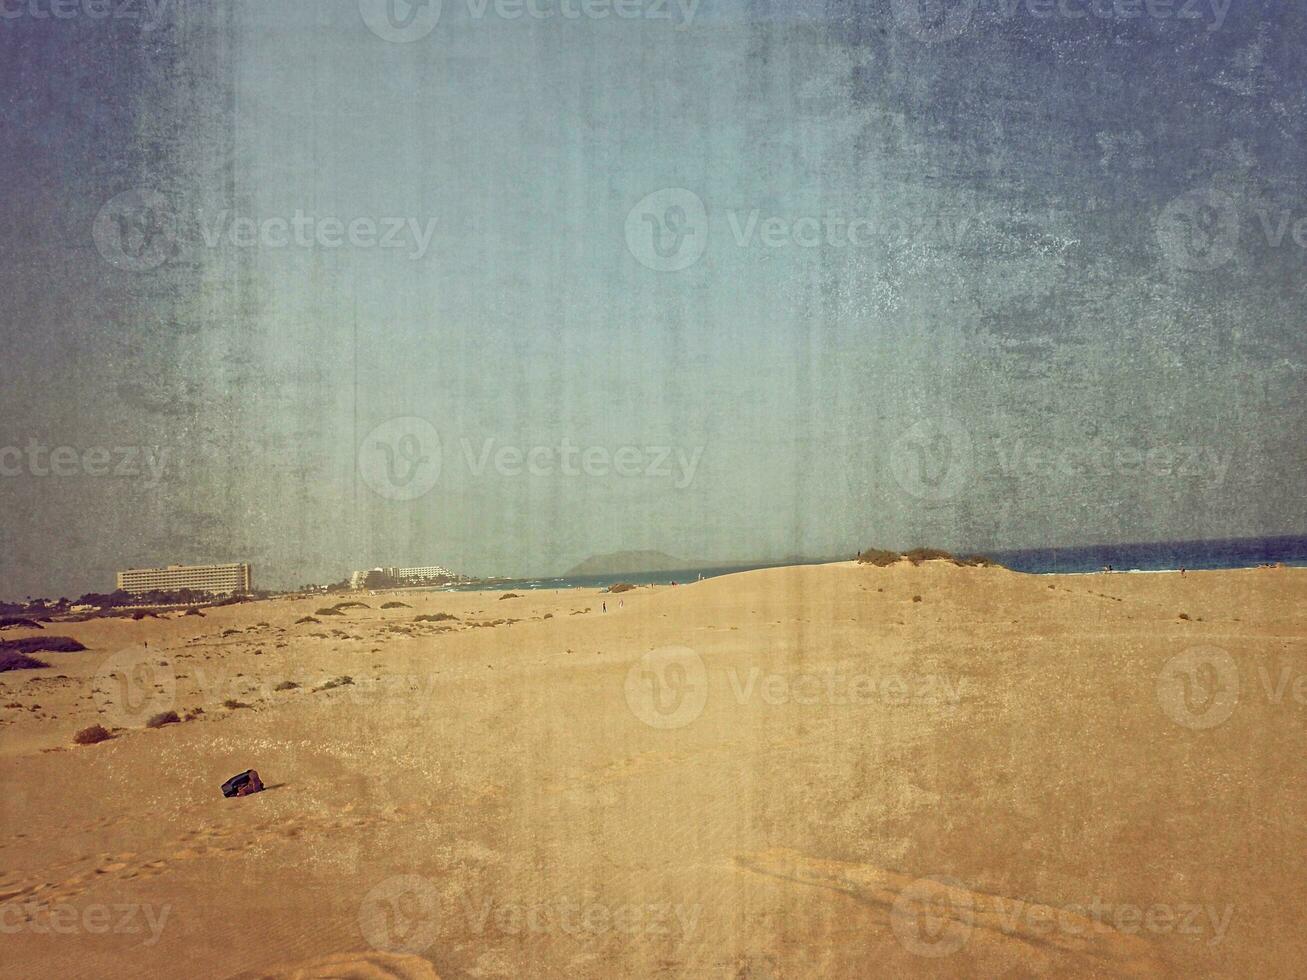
[461,893,701,938]
[358,0,699,43]
[0,901,171,945]
[891,876,1233,959]
[0,441,171,487]
[725,667,966,708]
[93,190,438,271]
[994,439,1231,485]
[623,188,975,272]
[197,210,437,260]
[357,417,705,502]
[891,0,1232,44]
[0,0,170,29]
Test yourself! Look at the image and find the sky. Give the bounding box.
[0,0,1304,598]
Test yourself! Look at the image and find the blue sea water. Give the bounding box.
[442,537,1307,591]
[989,535,1307,575]
[442,562,793,592]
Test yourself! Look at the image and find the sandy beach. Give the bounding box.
[2,560,1305,978]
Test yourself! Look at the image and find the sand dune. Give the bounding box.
[1,561,1304,977]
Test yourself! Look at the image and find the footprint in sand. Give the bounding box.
[735,848,1164,977]
[225,951,439,979]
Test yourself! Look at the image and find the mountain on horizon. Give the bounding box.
[564,550,713,577]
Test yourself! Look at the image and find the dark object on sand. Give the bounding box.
[0,617,43,630]
[73,724,114,745]
[0,652,51,672]
[0,636,87,654]
[222,769,264,798]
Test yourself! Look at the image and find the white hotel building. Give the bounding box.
[116,562,252,596]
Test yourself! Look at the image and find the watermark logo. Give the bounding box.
[624,645,708,729]
[625,188,708,272]
[460,893,701,937]
[725,668,966,708]
[196,210,437,260]
[891,879,1234,956]
[0,441,172,487]
[92,189,177,272]
[888,419,972,501]
[459,438,703,489]
[993,438,1231,486]
[359,875,441,954]
[1157,646,1239,730]
[890,876,975,957]
[725,209,972,250]
[0,900,171,945]
[0,0,171,29]
[893,0,1231,41]
[93,646,176,728]
[359,0,442,41]
[891,0,977,42]
[1156,189,1239,272]
[358,417,442,502]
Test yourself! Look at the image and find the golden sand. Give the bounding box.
[1,561,1304,977]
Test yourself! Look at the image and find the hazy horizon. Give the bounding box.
[3,1,1305,599]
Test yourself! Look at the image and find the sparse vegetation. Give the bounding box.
[381,601,411,609]
[73,724,113,745]
[415,613,458,622]
[0,617,43,630]
[607,583,635,593]
[315,607,345,616]
[146,710,181,728]
[223,699,252,710]
[857,548,1000,568]
[499,593,521,600]
[0,652,50,672]
[0,636,86,655]
[273,680,299,691]
[295,616,320,624]
[313,675,353,692]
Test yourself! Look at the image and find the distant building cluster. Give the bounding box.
[349,564,456,590]
[116,562,252,596]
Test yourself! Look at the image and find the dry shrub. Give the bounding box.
[313,676,353,692]
[73,724,113,745]
[146,710,180,728]
[274,680,299,691]
[0,652,51,672]
[0,636,86,654]
[0,617,43,630]
[856,549,901,567]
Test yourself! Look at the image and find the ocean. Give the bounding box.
[990,535,1307,574]
[438,536,1307,591]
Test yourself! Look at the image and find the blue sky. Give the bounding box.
[0,0,1303,596]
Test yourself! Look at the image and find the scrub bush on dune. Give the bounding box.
[73,724,113,745]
